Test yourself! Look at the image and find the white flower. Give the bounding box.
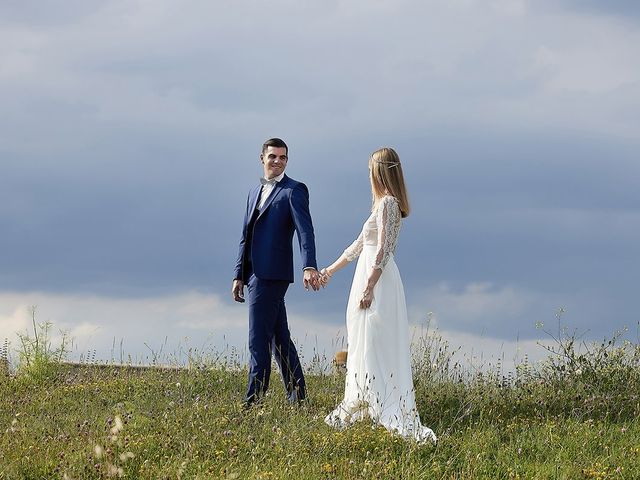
[94,444,104,459]
[110,415,124,435]
[107,463,124,477]
[119,452,135,462]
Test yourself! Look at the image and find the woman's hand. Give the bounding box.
[320,268,332,287]
[359,287,373,309]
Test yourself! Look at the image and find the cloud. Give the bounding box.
[406,278,634,342]
[0,290,354,368]
[0,0,639,353]
[411,282,542,336]
[531,38,640,95]
[543,1,640,18]
[414,326,552,374]
[0,289,564,375]
[0,291,246,363]
[2,0,639,142]
[428,282,534,322]
[0,1,102,27]
[0,305,33,340]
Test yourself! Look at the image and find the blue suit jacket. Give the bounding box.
[234,174,317,283]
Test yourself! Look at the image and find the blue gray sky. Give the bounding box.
[1,0,639,368]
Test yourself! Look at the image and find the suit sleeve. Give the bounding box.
[289,183,318,271]
[233,193,251,281]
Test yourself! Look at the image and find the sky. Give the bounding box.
[1,0,639,371]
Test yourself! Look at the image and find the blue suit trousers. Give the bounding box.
[245,274,306,403]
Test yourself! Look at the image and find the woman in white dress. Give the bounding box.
[321,147,437,443]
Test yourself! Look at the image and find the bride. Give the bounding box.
[321,147,437,443]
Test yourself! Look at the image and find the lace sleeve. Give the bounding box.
[343,230,363,261]
[373,196,402,270]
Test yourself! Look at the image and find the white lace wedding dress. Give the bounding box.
[325,195,437,443]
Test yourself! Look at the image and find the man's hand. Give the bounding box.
[303,268,321,292]
[232,279,245,303]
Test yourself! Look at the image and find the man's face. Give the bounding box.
[261,146,288,179]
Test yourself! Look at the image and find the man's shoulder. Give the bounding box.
[281,175,307,191]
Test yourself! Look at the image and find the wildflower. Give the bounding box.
[110,415,124,435]
[322,463,335,473]
[94,445,104,459]
[119,452,135,462]
[106,463,124,477]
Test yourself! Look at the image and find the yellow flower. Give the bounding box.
[322,463,335,473]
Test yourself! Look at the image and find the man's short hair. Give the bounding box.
[262,138,288,155]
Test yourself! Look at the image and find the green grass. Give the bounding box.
[1,322,640,479]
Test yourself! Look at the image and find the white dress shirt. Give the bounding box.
[258,172,285,209]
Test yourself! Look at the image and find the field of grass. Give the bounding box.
[1,319,640,479]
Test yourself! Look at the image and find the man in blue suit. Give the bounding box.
[232,138,321,405]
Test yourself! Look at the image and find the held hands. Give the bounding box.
[305,267,336,291]
[233,270,325,298]
[303,268,322,292]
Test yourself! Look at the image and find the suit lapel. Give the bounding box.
[248,185,261,216]
[258,175,287,218]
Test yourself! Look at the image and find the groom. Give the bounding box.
[232,137,321,405]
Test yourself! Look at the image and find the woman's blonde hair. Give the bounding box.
[369,147,410,218]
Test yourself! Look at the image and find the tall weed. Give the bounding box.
[16,306,69,383]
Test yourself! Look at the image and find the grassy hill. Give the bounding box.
[1,322,639,479]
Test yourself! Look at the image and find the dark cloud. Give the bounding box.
[396,129,640,338]
[547,1,640,18]
[0,1,106,27]
[2,116,639,339]
[1,0,639,347]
